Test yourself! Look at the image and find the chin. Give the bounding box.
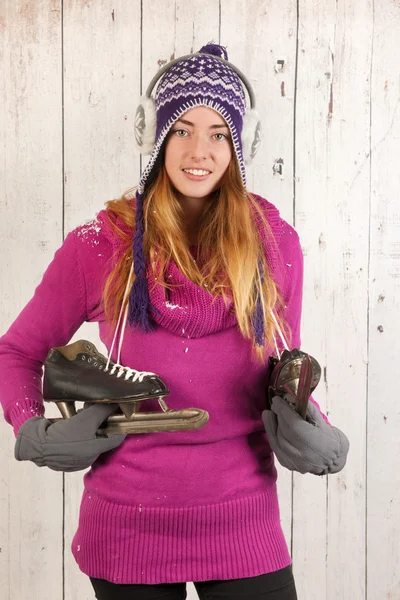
[183,188,215,199]
[175,181,216,199]
[182,175,223,196]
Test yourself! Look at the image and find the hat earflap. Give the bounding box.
[134,95,157,155]
[242,108,262,165]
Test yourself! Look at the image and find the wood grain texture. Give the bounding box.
[367,1,400,598]
[0,1,63,599]
[63,0,142,232]
[294,1,373,598]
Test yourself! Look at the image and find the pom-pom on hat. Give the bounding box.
[130,43,264,343]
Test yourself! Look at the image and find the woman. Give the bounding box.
[0,44,349,600]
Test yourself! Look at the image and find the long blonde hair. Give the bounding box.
[102,158,288,362]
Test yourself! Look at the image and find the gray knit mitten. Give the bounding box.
[262,395,349,475]
[15,404,125,472]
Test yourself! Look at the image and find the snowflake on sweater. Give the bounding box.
[75,215,102,248]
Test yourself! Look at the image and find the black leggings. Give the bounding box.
[90,565,297,599]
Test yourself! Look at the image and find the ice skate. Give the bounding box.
[43,340,209,434]
[267,349,321,419]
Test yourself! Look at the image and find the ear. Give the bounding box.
[242,108,262,164]
[134,95,157,155]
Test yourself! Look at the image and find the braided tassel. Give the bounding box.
[253,257,265,347]
[128,191,153,331]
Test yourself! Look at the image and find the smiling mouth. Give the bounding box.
[183,168,212,176]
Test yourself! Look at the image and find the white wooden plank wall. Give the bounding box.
[0,2,399,599]
[294,3,373,599]
[368,2,400,598]
[0,2,64,600]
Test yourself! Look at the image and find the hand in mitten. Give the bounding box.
[262,395,349,475]
[15,403,125,472]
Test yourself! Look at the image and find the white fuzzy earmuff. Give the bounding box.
[134,95,157,155]
[242,108,262,165]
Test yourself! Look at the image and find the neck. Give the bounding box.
[177,193,211,245]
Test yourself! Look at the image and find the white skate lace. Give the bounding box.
[104,362,156,383]
[106,262,149,376]
[270,311,289,358]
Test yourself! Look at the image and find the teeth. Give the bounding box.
[184,169,210,176]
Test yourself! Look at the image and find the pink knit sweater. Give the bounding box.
[0,194,322,584]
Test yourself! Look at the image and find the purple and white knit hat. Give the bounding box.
[129,43,264,343]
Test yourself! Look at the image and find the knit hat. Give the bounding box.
[129,43,264,343]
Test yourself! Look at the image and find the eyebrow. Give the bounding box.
[176,118,229,130]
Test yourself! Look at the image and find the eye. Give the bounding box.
[213,132,229,141]
[172,129,188,137]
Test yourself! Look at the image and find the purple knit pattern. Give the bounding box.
[129,44,266,344]
[154,46,245,145]
[129,192,153,331]
[254,257,265,346]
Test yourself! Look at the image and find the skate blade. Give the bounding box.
[99,408,209,434]
[46,395,170,421]
[48,408,209,434]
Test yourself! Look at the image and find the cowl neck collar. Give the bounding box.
[98,194,283,339]
[147,252,237,338]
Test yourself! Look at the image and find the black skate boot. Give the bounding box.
[43,340,209,434]
[267,349,321,419]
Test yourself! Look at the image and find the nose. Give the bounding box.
[189,134,208,161]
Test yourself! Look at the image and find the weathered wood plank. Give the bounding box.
[367,1,400,598]
[63,0,142,232]
[0,1,63,599]
[291,2,334,592]
[294,2,373,598]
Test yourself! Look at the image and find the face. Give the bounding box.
[164,106,233,202]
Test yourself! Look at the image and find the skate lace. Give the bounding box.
[106,262,145,373]
[104,362,155,383]
[270,311,289,359]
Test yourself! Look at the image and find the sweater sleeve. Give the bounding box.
[279,227,303,350]
[277,225,329,423]
[0,231,88,435]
